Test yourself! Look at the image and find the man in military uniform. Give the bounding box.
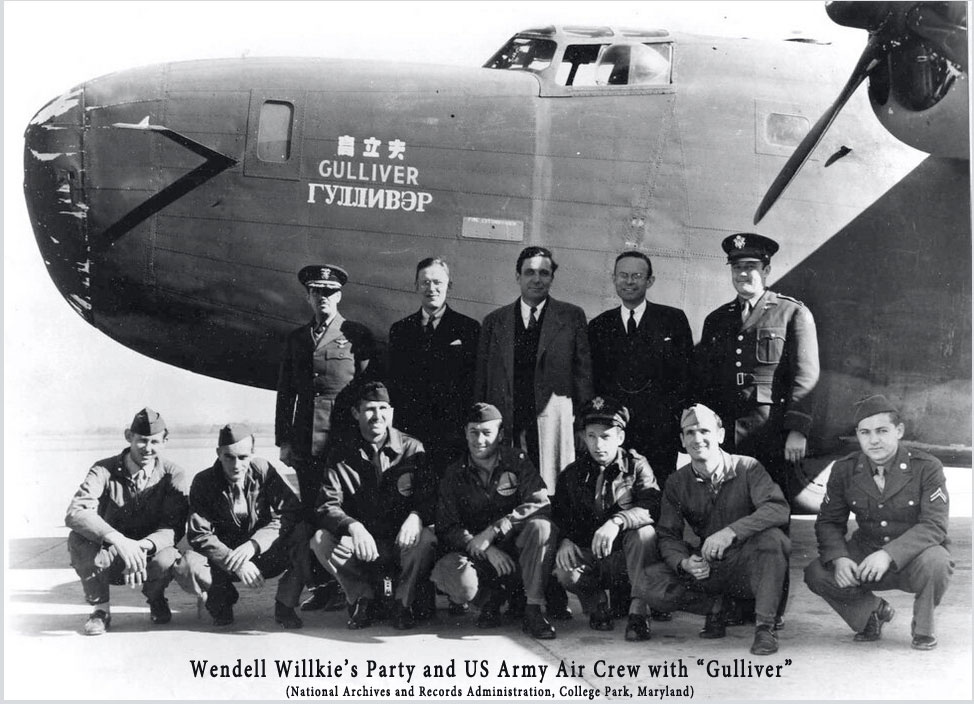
[695,233,819,624]
[310,382,437,631]
[177,424,307,629]
[638,404,790,656]
[432,403,559,639]
[388,257,480,477]
[65,408,189,635]
[552,396,661,641]
[588,251,693,488]
[276,263,375,611]
[804,395,952,650]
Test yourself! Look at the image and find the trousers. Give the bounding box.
[68,531,178,605]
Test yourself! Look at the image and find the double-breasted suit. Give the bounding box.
[588,302,693,485]
[475,296,593,491]
[388,305,480,472]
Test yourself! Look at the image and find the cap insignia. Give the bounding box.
[733,235,746,249]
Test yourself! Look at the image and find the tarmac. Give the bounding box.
[4,436,972,700]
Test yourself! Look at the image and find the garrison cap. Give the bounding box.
[854,394,899,425]
[465,402,502,425]
[579,396,629,430]
[298,264,348,289]
[721,233,779,263]
[356,381,391,405]
[130,407,167,435]
[218,423,254,447]
[680,403,722,429]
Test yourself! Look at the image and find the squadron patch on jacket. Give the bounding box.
[495,471,519,497]
[397,472,414,497]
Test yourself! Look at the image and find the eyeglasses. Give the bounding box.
[614,273,647,283]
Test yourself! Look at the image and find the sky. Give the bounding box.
[3,1,868,440]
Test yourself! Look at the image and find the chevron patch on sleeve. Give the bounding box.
[929,487,948,504]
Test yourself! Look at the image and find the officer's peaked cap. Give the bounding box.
[299,264,348,289]
[721,233,779,262]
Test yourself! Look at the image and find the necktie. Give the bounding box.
[627,309,637,335]
[134,469,148,492]
[527,306,538,331]
[231,484,248,519]
[741,300,751,324]
[424,316,435,336]
[874,466,886,492]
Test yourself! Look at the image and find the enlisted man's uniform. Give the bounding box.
[432,404,557,636]
[804,395,952,650]
[65,408,189,634]
[552,397,661,640]
[310,382,437,629]
[275,264,375,512]
[695,234,819,494]
[177,425,308,628]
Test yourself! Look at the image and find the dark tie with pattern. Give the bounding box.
[527,306,538,331]
[627,309,636,336]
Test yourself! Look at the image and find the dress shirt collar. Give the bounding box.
[519,297,548,327]
[421,305,446,329]
[620,299,647,328]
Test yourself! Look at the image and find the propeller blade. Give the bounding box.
[754,33,886,224]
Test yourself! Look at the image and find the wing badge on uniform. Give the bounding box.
[929,487,948,504]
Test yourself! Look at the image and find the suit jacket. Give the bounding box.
[588,301,692,452]
[696,290,819,436]
[187,457,301,573]
[475,296,593,433]
[814,446,949,569]
[387,305,480,448]
[275,313,374,457]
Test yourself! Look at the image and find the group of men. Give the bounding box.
[65,234,953,656]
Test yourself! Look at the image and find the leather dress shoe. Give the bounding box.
[301,583,345,612]
[750,625,779,655]
[522,605,556,640]
[275,602,303,629]
[347,597,373,630]
[211,606,234,627]
[448,601,470,616]
[911,634,938,650]
[148,596,171,625]
[83,610,111,636]
[588,603,615,631]
[625,614,652,642]
[392,602,416,630]
[699,612,727,639]
[854,599,894,642]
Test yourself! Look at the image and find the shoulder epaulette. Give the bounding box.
[772,292,805,307]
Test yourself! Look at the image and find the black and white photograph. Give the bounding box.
[4,1,971,700]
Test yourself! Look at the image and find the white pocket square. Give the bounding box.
[450,339,462,346]
[663,337,672,341]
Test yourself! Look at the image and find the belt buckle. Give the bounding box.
[736,372,745,386]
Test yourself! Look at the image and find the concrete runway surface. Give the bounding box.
[4,435,971,700]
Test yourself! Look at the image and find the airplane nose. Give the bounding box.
[23,84,91,322]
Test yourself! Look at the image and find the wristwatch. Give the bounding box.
[610,515,625,528]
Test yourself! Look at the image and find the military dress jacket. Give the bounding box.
[588,301,692,451]
[65,450,189,550]
[388,305,480,448]
[275,313,374,457]
[187,457,301,572]
[696,290,819,436]
[552,448,660,547]
[814,446,949,569]
[315,428,434,540]
[656,452,790,572]
[436,446,551,552]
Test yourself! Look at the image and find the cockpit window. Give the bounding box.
[557,42,672,87]
[483,37,556,73]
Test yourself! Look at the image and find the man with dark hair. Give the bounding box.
[552,396,661,641]
[311,382,437,630]
[804,395,952,650]
[432,403,559,639]
[588,251,692,488]
[475,245,592,491]
[388,257,480,477]
[276,263,375,611]
[177,424,307,629]
[66,408,189,635]
[639,404,790,656]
